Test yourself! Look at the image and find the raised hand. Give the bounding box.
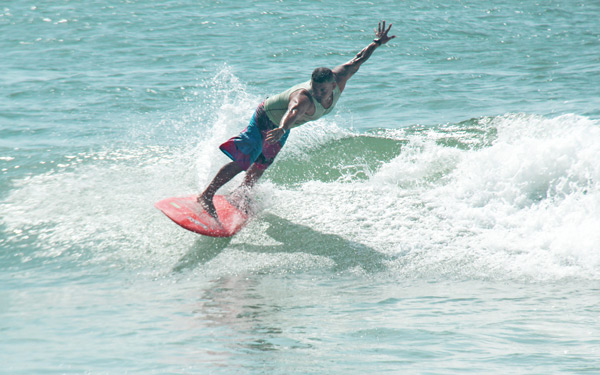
[374,20,395,45]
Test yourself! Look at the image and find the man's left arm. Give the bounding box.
[333,21,395,93]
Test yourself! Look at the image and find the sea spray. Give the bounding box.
[2,68,598,281]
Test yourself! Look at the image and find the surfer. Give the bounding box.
[199,21,395,219]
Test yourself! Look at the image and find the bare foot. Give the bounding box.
[197,194,218,220]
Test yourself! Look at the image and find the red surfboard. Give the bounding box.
[155,195,249,237]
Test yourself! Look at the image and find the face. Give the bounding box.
[312,80,336,101]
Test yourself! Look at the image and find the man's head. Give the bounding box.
[311,67,334,84]
[311,67,336,101]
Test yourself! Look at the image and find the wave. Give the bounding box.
[1,70,598,281]
[271,113,599,280]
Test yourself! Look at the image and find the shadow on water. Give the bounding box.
[172,236,233,273]
[173,213,390,274]
[172,214,393,356]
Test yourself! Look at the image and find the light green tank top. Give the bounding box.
[263,80,342,127]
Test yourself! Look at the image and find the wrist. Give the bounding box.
[373,38,382,46]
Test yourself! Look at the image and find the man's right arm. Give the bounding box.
[265,91,312,144]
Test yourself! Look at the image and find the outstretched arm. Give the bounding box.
[333,21,395,93]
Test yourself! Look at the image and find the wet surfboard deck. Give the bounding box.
[155,195,249,237]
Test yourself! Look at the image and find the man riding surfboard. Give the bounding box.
[199,21,395,219]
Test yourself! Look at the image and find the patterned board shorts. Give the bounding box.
[219,102,290,171]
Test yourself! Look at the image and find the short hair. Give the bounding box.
[311,67,334,84]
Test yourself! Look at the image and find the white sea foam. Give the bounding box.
[269,113,600,280]
[2,67,598,281]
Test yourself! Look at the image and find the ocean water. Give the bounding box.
[1,0,599,373]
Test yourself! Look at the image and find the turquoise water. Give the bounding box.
[2,0,599,373]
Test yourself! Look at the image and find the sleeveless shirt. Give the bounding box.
[263,80,342,127]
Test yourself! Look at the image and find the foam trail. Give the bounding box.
[0,67,353,276]
[261,113,600,280]
[2,66,598,281]
[0,67,262,273]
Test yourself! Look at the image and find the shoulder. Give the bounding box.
[332,65,353,93]
[333,62,352,77]
[289,88,313,106]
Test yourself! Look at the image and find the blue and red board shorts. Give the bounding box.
[219,102,290,171]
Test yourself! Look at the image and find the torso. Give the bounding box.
[263,80,342,127]
[291,89,334,118]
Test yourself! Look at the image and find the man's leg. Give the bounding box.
[242,163,265,188]
[228,163,266,212]
[198,161,244,218]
